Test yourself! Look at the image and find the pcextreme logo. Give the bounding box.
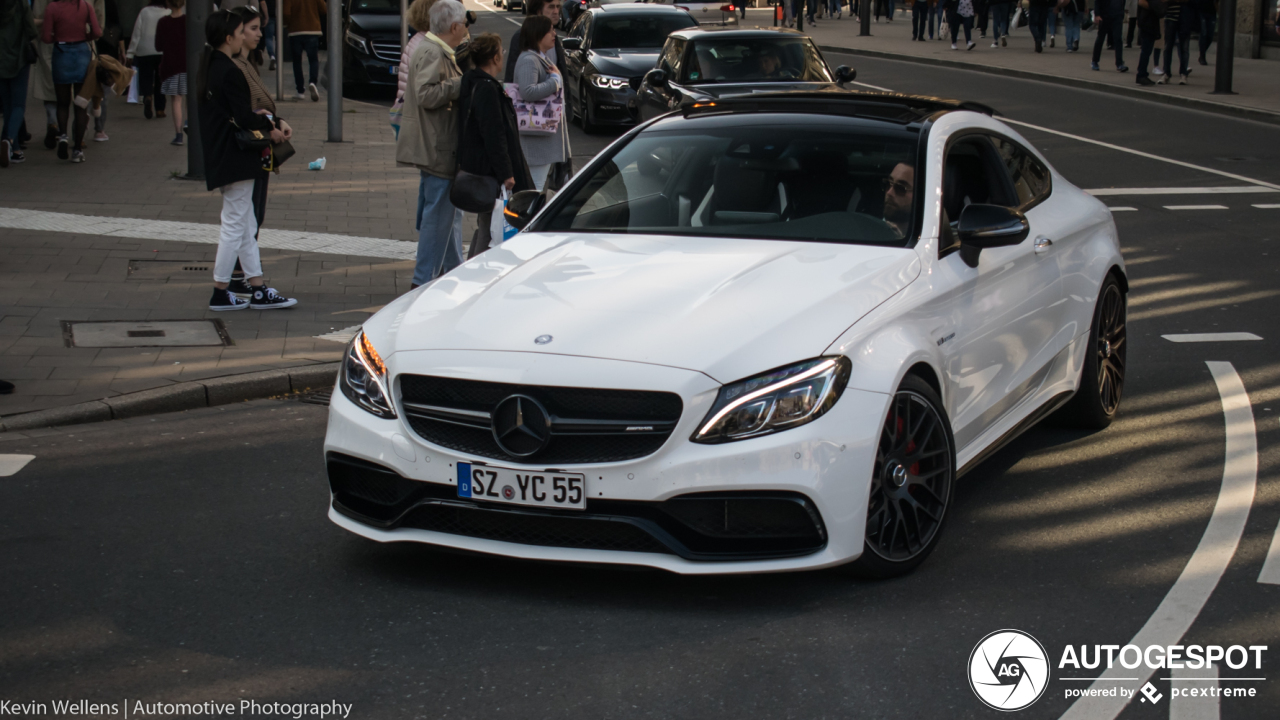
[968,630,1051,712]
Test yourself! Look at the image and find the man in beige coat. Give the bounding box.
[396,0,467,289]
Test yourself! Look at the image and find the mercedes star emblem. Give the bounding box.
[535,335,553,345]
[491,394,552,457]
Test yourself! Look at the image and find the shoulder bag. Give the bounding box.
[505,54,563,137]
[449,83,502,213]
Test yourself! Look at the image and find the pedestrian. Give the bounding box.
[197,9,298,311]
[31,0,61,150]
[1028,0,1052,51]
[1,0,39,168]
[91,0,122,141]
[127,0,168,119]
[1193,0,1214,65]
[228,3,278,296]
[457,33,533,259]
[514,13,570,191]
[1159,0,1191,82]
[947,0,975,49]
[974,0,988,37]
[929,0,943,38]
[874,0,890,21]
[1125,0,1137,45]
[1090,0,1128,71]
[1134,0,1161,84]
[153,0,186,146]
[989,0,1011,44]
[504,0,561,82]
[912,0,928,37]
[42,0,101,163]
[395,0,467,289]
[1061,0,1083,50]
[283,0,324,101]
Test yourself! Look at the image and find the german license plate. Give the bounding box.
[389,64,399,74]
[458,462,586,510]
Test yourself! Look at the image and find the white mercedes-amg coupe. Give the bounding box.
[324,92,1127,577]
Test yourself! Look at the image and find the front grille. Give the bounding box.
[327,454,827,560]
[371,41,400,63]
[398,375,682,465]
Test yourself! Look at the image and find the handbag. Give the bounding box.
[451,170,502,214]
[23,40,38,66]
[232,121,273,151]
[505,55,563,136]
[272,139,296,167]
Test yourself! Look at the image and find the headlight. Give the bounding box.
[691,357,851,444]
[339,330,396,419]
[345,29,370,54]
[589,75,629,90]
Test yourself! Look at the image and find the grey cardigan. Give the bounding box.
[513,50,570,168]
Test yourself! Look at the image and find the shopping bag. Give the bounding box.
[126,73,139,104]
[388,96,404,139]
[490,190,518,243]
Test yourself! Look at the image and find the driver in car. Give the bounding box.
[755,46,786,79]
[882,163,915,236]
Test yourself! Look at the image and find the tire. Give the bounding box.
[580,88,601,134]
[849,374,956,579]
[1053,274,1126,429]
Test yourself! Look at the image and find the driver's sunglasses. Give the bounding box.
[882,178,912,196]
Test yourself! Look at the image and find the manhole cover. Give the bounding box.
[63,320,233,348]
[127,260,214,281]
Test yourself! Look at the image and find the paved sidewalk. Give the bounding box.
[0,67,445,419]
[741,6,1279,120]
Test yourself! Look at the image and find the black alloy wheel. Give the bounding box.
[1054,274,1126,429]
[851,374,955,579]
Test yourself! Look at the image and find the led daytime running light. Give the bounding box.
[694,358,843,442]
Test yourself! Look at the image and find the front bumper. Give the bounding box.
[323,350,888,574]
[584,84,641,126]
[344,50,398,88]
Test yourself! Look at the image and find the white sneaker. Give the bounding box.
[1152,67,1164,76]
[991,42,999,47]
[308,82,319,101]
[294,92,307,101]
[951,43,958,50]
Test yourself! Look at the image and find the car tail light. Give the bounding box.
[674,5,689,10]
[720,3,735,9]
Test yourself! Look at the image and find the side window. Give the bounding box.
[571,14,589,42]
[941,137,1015,226]
[992,137,1051,206]
[660,38,685,77]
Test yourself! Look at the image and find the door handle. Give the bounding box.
[1034,236,1053,254]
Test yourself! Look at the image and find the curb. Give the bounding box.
[820,45,1280,127]
[0,363,340,433]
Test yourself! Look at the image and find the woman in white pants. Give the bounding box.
[196,9,296,310]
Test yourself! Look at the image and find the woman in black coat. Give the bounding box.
[457,33,534,260]
[197,9,297,310]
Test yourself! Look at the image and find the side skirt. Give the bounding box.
[957,391,1075,478]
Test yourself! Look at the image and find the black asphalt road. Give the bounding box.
[2,44,1279,720]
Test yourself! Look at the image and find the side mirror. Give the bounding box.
[955,204,1029,267]
[504,190,549,231]
[562,36,582,51]
[643,68,669,90]
[834,65,856,87]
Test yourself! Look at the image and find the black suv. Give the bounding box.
[343,0,409,93]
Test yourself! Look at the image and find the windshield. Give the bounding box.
[684,37,832,84]
[593,15,698,49]
[537,123,920,246]
[350,0,399,12]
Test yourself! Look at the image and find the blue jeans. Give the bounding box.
[264,18,277,60]
[290,34,320,94]
[1027,3,1048,44]
[1163,16,1192,76]
[912,1,928,37]
[989,3,1009,38]
[1064,11,1080,48]
[414,172,463,286]
[0,64,30,144]
[1198,12,1215,58]
[928,3,940,36]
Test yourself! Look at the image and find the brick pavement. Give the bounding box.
[0,66,458,418]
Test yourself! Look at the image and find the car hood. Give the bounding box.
[370,234,920,383]
[349,13,402,34]
[684,81,840,99]
[587,49,661,78]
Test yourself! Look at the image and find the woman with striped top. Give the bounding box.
[153,0,187,145]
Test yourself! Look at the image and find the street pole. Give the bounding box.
[327,0,344,141]
[859,0,871,35]
[400,0,408,72]
[1212,0,1236,94]
[276,0,285,101]
[185,0,212,179]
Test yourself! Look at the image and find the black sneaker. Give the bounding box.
[0,139,8,169]
[250,286,298,310]
[0,379,13,395]
[1137,76,1155,86]
[57,136,69,160]
[9,149,24,163]
[144,96,153,119]
[227,277,254,298]
[209,288,250,311]
[44,124,58,149]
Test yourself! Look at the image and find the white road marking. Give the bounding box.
[1163,205,1229,211]
[1108,206,1138,212]
[1058,361,1257,720]
[0,455,35,477]
[1169,664,1219,720]
[315,325,363,343]
[1087,186,1279,196]
[1162,333,1263,343]
[851,80,894,92]
[0,208,414,261]
[1253,204,1280,209]
[1260,479,1280,584]
[1001,119,1280,192]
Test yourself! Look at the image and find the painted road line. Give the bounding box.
[1109,207,1138,212]
[1163,205,1229,211]
[1169,664,1219,720]
[851,80,895,92]
[1253,204,1280,209]
[1259,484,1280,584]
[1163,333,1263,343]
[1059,361,1257,720]
[0,208,414,261]
[1002,119,1280,192]
[1087,187,1280,196]
[316,325,363,344]
[0,455,35,477]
